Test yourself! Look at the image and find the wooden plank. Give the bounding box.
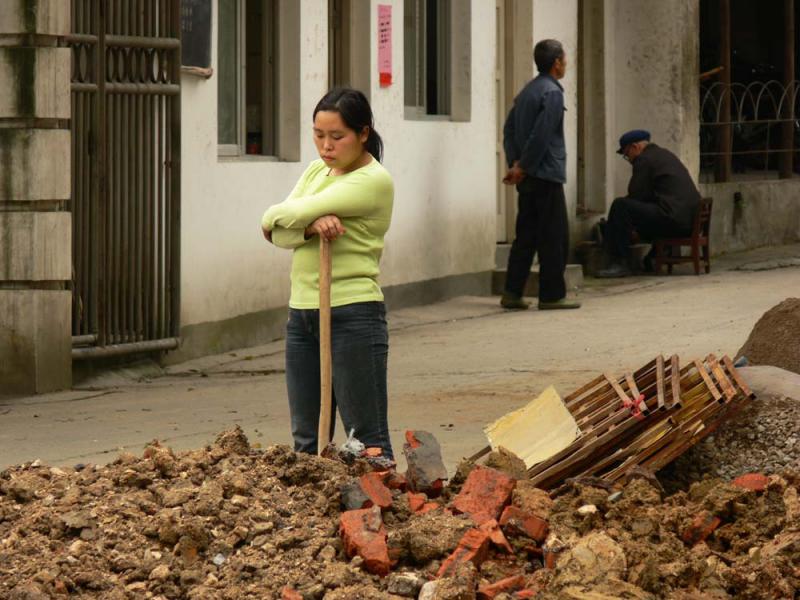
[564,373,607,406]
[706,353,737,401]
[721,355,756,399]
[624,373,648,415]
[694,359,723,403]
[656,355,666,410]
[670,355,682,408]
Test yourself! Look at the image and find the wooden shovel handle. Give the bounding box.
[318,237,333,454]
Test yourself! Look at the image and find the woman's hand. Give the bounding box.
[306,215,346,241]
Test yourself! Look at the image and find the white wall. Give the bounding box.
[180,0,497,331]
[532,0,579,218]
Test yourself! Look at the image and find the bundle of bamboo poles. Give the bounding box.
[525,354,754,489]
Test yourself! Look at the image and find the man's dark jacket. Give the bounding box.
[628,143,701,232]
[503,73,566,184]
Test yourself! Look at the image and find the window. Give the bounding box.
[404,0,471,121]
[218,0,300,159]
[699,0,798,182]
[328,0,371,93]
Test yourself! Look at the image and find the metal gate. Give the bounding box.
[67,1,181,359]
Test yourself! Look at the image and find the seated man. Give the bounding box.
[598,130,701,278]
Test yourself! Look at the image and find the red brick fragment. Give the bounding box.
[480,519,514,554]
[733,472,769,492]
[405,430,422,449]
[407,491,427,513]
[514,590,539,599]
[419,502,440,514]
[340,507,391,576]
[682,511,722,546]
[477,575,527,599]
[452,465,516,525]
[499,505,549,543]
[437,528,491,578]
[359,472,393,509]
[281,586,303,600]
[382,470,408,491]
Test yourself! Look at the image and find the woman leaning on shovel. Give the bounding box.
[261,87,394,459]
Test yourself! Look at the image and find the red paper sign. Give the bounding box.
[378,5,392,87]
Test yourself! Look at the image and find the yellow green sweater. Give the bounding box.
[261,158,394,309]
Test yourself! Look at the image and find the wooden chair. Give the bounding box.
[654,197,712,275]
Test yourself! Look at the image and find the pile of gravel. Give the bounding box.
[659,389,800,494]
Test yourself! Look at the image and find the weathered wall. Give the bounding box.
[700,180,800,254]
[176,0,497,359]
[0,0,72,395]
[605,0,700,201]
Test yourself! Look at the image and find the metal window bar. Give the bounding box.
[700,80,798,181]
[67,0,181,359]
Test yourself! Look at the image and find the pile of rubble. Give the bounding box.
[2,427,799,599]
[737,297,800,375]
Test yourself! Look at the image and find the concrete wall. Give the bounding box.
[0,0,72,395]
[532,0,580,244]
[176,0,497,359]
[700,180,800,254]
[605,0,700,200]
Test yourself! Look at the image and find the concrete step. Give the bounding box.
[495,243,513,269]
[491,263,584,296]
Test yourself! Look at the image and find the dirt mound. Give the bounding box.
[738,297,800,375]
[1,428,799,599]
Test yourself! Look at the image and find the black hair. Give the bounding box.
[533,39,565,74]
[313,87,384,162]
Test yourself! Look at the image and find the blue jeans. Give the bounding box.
[285,301,393,459]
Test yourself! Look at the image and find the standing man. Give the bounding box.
[597,130,701,278]
[501,39,580,310]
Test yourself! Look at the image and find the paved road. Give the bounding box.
[2,245,799,472]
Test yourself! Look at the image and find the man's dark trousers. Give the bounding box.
[504,177,568,302]
[605,197,690,259]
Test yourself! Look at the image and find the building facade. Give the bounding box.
[1,0,799,395]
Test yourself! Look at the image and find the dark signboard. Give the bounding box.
[181,0,212,71]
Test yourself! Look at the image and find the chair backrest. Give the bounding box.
[693,197,713,237]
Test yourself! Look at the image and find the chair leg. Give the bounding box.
[654,241,663,275]
[692,241,700,275]
[702,243,710,274]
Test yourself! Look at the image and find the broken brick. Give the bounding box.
[514,589,539,599]
[499,506,549,543]
[419,502,440,514]
[479,519,514,554]
[733,473,769,492]
[403,430,448,494]
[477,574,527,599]
[281,586,303,600]
[359,472,393,509]
[437,527,491,578]
[407,492,427,513]
[452,465,516,525]
[340,480,371,511]
[682,511,722,546]
[382,470,408,491]
[340,506,391,576]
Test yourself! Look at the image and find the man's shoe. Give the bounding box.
[500,293,530,310]
[596,262,632,278]
[538,298,582,310]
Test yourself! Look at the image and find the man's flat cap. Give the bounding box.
[616,129,651,153]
